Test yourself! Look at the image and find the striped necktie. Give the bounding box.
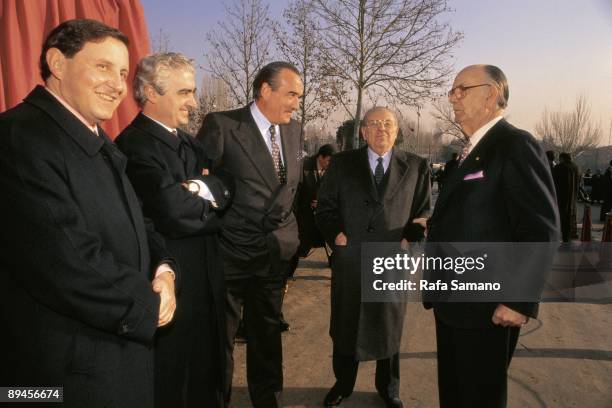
[269,125,286,184]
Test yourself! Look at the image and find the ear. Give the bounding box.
[260,82,272,100]
[144,84,158,104]
[46,48,66,80]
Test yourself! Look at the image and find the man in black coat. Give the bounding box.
[116,53,231,408]
[316,107,431,408]
[552,152,580,242]
[295,143,336,257]
[0,20,177,408]
[196,61,304,408]
[426,64,560,408]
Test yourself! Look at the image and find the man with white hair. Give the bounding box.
[116,52,231,408]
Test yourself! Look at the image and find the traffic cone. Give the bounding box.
[580,204,591,242]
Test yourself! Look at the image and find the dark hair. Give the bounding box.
[252,61,300,100]
[40,19,129,80]
[559,152,572,163]
[451,152,459,159]
[317,144,336,157]
[483,65,509,109]
[545,150,555,161]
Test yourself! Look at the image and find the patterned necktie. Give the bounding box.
[269,125,286,184]
[458,141,472,166]
[374,157,384,185]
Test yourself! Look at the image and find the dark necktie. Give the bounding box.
[269,125,286,184]
[374,156,384,185]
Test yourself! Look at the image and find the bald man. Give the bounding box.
[425,65,560,408]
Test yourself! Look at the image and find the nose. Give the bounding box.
[187,93,197,108]
[107,71,126,94]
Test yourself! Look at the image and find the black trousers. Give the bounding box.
[225,274,284,408]
[434,316,521,408]
[332,345,400,399]
[154,272,222,408]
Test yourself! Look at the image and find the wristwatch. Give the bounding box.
[187,181,200,195]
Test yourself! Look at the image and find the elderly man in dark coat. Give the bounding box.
[316,107,431,408]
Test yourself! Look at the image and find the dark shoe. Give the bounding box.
[279,313,290,332]
[381,396,404,408]
[323,388,348,406]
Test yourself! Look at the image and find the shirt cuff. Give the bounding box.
[190,179,217,207]
[154,263,176,280]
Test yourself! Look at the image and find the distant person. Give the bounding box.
[425,64,559,408]
[583,168,593,194]
[116,52,231,408]
[0,19,177,408]
[591,170,603,203]
[545,150,556,173]
[553,152,580,241]
[316,106,431,408]
[601,159,612,221]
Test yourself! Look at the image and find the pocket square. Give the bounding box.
[463,170,484,180]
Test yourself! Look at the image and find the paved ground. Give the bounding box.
[229,247,611,408]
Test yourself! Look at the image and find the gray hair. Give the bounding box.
[483,65,509,109]
[361,106,399,125]
[133,52,195,107]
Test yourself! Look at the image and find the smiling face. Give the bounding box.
[449,66,499,136]
[47,37,129,125]
[144,67,197,128]
[361,108,399,156]
[256,68,304,124]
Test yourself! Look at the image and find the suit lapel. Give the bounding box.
[231,107,279,190]
[358,147,379,202]
[434,120,505,214]
[383,148,410,201]
[280,122,299,186]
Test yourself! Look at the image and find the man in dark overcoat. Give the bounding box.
[316,107,431,408]
[196,61,303,408]
[553,152,580,241]
[0,20,177,408]
[116,53,231,408]
[426,64,560,408]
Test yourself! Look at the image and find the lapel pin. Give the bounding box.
[475,156,480,161]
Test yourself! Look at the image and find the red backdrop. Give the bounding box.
[0,0,150,138]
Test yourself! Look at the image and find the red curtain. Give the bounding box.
[0,0,150,138]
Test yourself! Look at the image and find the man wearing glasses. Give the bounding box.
[316,107,431,407]
[425,65,560,407]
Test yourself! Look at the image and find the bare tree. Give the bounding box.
[313,0,462,149]
[430,98,467,144]
[275,0,342,140]
[181,75,234,135]
[536,95,602,157]
[151,28,170,53]
[204,0,274,107]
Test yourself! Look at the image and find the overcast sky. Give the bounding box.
[143,0,612,144]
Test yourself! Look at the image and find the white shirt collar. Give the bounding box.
[367,147,392,174]
[468,115,504,151]
[45,86,98,134]
[143,113,177,135]
[250,102,279,138]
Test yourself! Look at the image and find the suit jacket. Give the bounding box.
[115,112,231,391]
[316,146,431,360]
[426,119,560,328]
[0,87,173,408]
[196,105,302,278]
[295,154,326,256]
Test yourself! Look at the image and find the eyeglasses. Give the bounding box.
[447,83,491,99]
[364,120,396,129]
